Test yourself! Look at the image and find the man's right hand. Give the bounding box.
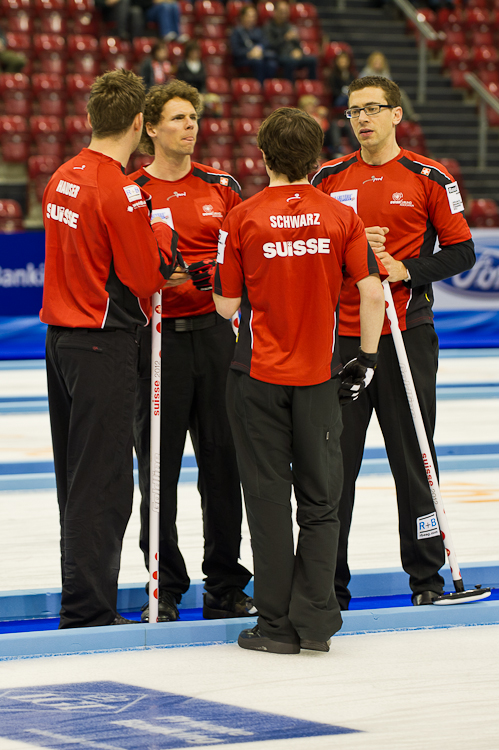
[164,266,189,288]
[365,226,389,250]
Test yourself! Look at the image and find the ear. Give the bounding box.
[392,106,403,127]
[87,113,92,129]
[134,112,143,132]
[145,121,156,138]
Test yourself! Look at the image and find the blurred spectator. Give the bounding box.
[230,5,278,85]
[264,1,316,81]
[176,40,206,92]
[360,51,419,121]
[330,51,355,109]
[0,29,26,73]
[95,0,144,40]
[140,39,174,88]
[201,92,223,117]
[141,0,181,42]
[298,94,328,131]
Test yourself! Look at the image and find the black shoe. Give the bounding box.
[300,639,331,652]
[110,614,136,625]
[203,588,257,619]
[238,625,300,654]
[412,590,440,606]
[141,592,179,622]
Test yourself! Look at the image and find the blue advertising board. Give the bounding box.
[0,229,498,359]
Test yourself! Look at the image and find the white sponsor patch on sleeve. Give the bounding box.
[217,230,228,264]
[123,184,142,202]
[445,181,464,215]
[417,512,440,540]
[329,189,358,214]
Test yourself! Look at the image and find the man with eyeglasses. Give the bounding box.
[312,76,475,610]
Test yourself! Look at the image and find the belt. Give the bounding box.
[163,312,218,332]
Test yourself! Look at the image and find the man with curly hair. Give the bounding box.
[130,80,255,623]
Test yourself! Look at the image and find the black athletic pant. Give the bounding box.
[336,325,445,610]
[46,325,139,628]
[134,316,252,600]
[226,370,343,644]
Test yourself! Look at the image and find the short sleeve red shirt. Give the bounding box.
[215,183,381,386]
[130,162,241,318]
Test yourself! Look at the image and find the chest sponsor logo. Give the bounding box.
[217,229,228,264]
[329,189,358,214]
[263,238,330,258]
[445,181,464,215]
[362,175,383,184]
[269,213,320,228]
[56,180,80,198]
[73,165,85,170]
[202,203,223,218]
[167,191,187,201]
[390,191,414,207]
[123,184,142,202]
[46,203,79,229]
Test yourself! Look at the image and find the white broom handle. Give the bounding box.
[149,291,162,623]
[382,280,463,586]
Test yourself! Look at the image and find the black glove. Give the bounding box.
[188,259,217,292]
[338,348,378,406]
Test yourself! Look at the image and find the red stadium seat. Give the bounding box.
[203,156,234,173]
[194,0,225,21]
[0,199,23,233]
[65,114,92,153]
[66,73,93,114]
[205,61,229,77]
[199,39,228,61]
[232,78,263,102]
[133,37,157,61]
[233,117,261,142]
[6,11,33,33]
[263,78,296,107]
[128,153,153,173]
[67,35,100,75]
[226,0,248,25]
[39,11,67,34]
[442,28,466,46]
[32,73,65,115]
[235,101,264,118]
[442,43,470,70]
[468,29,494,47]
[468,198,499,227]
[239,141,261,159]
[200,22,227,39]
[0,72,31,114]
[290,2,318,25]
[2,0,31,12]
[66,0,95,15]
[297,26,321,43]
[396,120,428,156]
[198,117,232,143]
[202,141,233,159]
[72,11,99,35]
[5,32,31,54]
[28,154,63,203]
[179,0,194,18]
[323,41,354,67]
[206,76,231,99]
[100,37,133,70]
[0,115,29,162]
[30,115,65,158]
[471,45,498,71]
[168,41,185,63]
[235,156,267,178]
[295,79,326,100]
[32,72,65,95]
[478,69,499,87]
[34,0,67,13]
[463,6,490,28]
[256,1,274,24]
[300,40,321,59]
[449,67,472,90]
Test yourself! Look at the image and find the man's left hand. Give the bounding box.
[188,259,217,292]
[374,249,409,282]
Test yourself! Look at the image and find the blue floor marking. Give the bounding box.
[0,681,358,747]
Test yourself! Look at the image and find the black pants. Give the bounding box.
[226,370,343,643]
[46,325,139,628]
[134,316,252,600]
[336,325,445,609]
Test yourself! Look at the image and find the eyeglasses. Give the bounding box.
[344,104,393,119]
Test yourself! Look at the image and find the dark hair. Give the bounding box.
[239,4,255,20]
[151,39,168,60]
[139,80,203,155]
[87,69,145,139]
[184,40,201,57]
[257,107,324,182]
[348,76,402,108]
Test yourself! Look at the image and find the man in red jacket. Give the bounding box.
[130,80,254,623]
[41,69,181,629]
[312,77,475,609]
